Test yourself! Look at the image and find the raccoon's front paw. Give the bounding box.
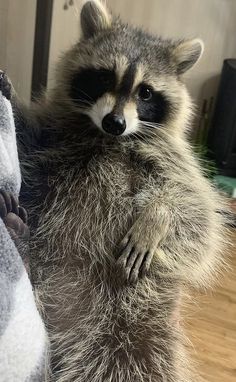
[0,71,12,100]
[0,190,29,241]
[117,223,159,284]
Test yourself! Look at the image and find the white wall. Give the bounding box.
[0,0,36,104]
[48,0,236,108]
[0,0,10,70]
[48,0,80,89]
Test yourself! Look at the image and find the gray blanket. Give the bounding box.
[0,88,47,381]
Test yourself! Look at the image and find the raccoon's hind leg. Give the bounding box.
[0,190,29,242]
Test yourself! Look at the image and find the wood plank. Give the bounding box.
[186,231,236,381]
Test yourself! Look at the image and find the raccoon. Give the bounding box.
[13,1,228,381]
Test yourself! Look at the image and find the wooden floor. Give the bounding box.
[186,230,236,382]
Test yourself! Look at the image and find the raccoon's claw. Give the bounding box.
[0,71,12,100]
[117,235,154,284]
[0,190,29,241]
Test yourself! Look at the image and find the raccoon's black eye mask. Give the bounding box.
[70,68,116,105]
[137,84,170,125]
[70,67,170,126]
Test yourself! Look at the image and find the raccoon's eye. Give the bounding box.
[138,85,153,102]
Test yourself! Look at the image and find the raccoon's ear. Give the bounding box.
[173,39,204,75]
[80,0,112,39]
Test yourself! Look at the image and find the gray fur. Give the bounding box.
[15,1,229,381]
[173,39,204,74]
[80,0,112,39]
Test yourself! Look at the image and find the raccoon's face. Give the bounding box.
[58,0,203,137]
[69,61,171,137]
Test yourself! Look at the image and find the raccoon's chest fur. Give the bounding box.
[28,144,177,382]
[31,149,142,268]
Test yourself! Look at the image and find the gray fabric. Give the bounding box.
[0,89,47,381]
[0,219,23,281]
[0,93,12,132]
[0,93,20,193]
[0,220,23,335]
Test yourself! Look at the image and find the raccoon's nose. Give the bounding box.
[102,113,126,136]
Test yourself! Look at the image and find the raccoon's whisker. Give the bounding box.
[72,89,94,103]
[57,95,94,107]
[139,128,157,138]
[61,100,93,108]
[132,131,153,144]
[134,126,159,141]
[141,121,164,130]
[75,102,92,108]
[142,121,163,127]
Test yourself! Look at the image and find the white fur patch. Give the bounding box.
[86,94,116,132]
[123,102,139,136]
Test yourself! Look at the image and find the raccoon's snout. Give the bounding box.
[102,113,126,136]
